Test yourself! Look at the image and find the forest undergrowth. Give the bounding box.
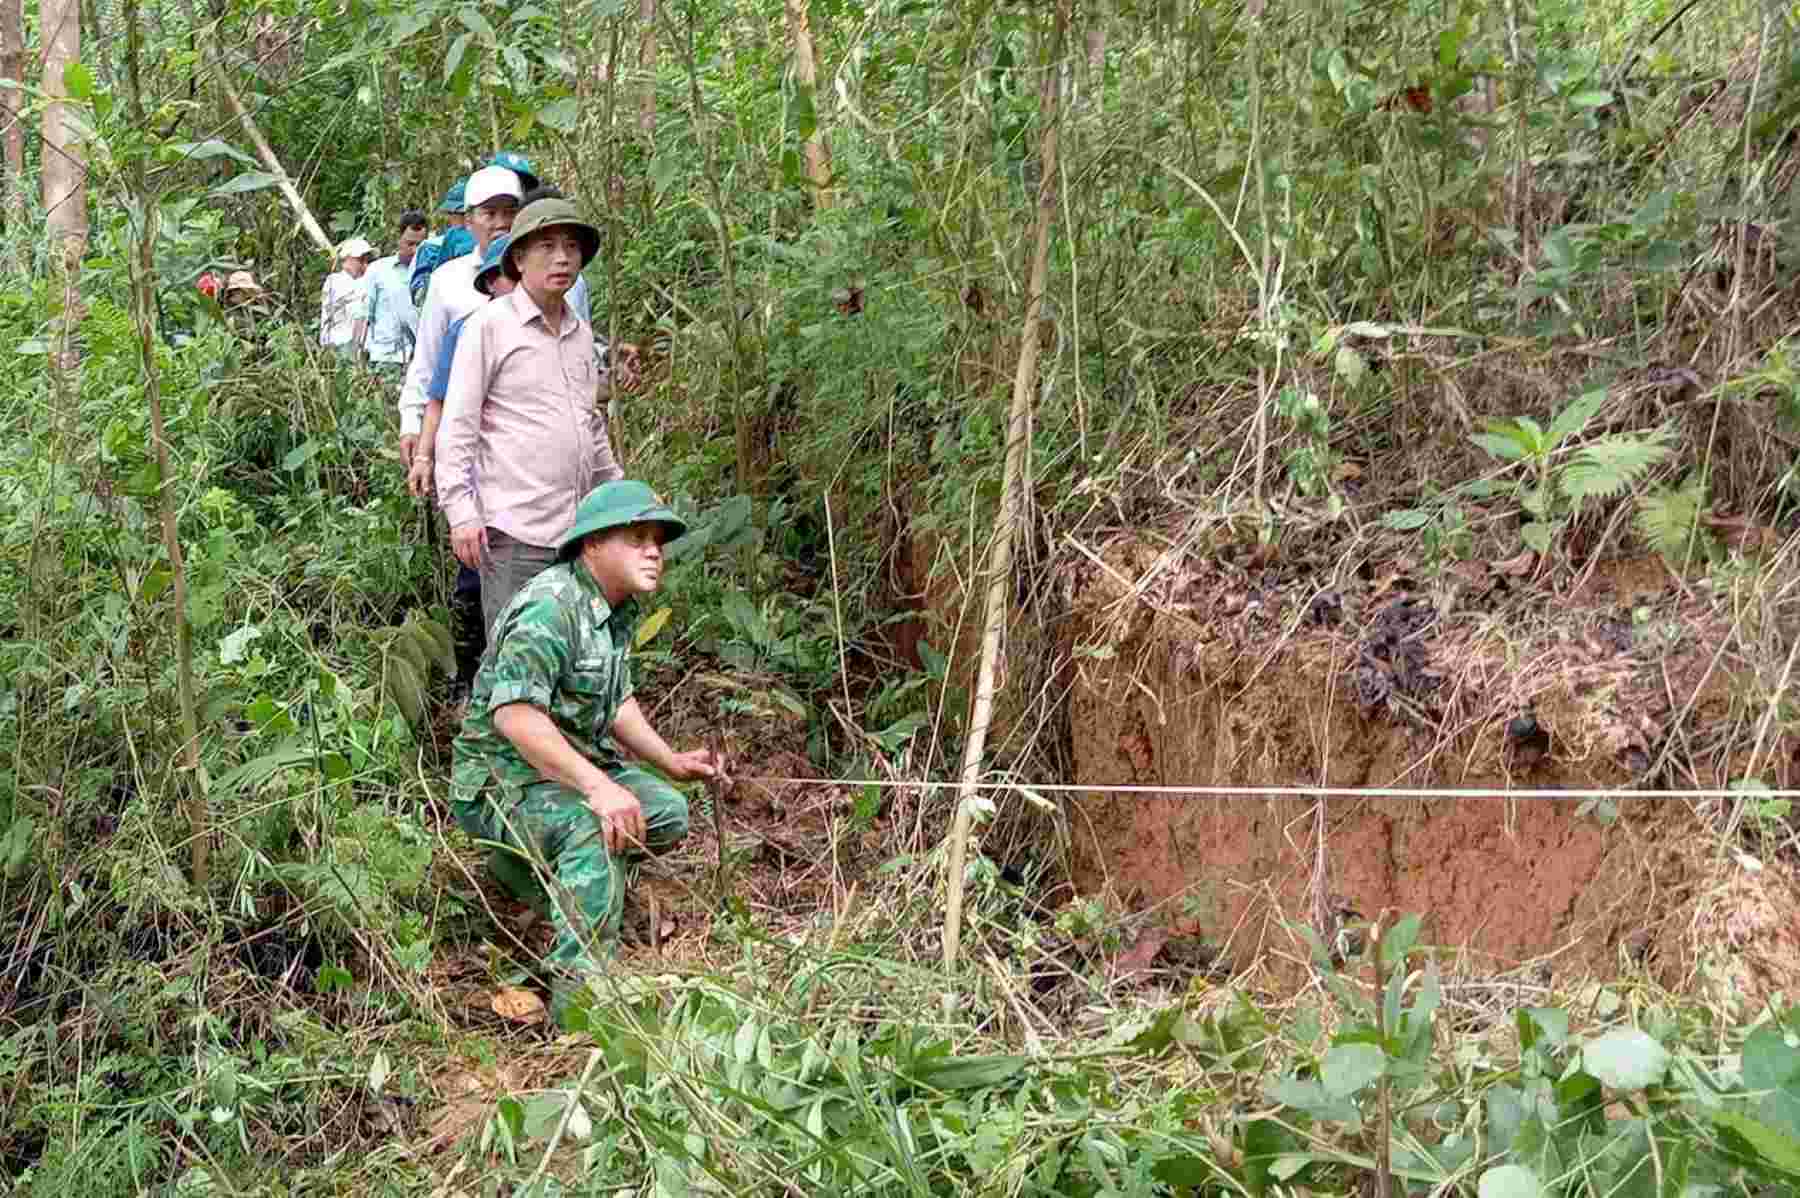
[6,0,1800,1193]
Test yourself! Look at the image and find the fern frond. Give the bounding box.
[1635,478,1710,563]
[1559,430,1672,505]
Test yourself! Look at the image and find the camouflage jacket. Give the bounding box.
[451,560,639,808]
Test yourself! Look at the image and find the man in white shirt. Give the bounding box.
[398,165,522,490]
[320,237,373,355]
[365,211,427,376]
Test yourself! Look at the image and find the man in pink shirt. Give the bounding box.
[434,196,624,633]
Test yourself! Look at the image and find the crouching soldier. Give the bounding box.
[449,480,727,1009]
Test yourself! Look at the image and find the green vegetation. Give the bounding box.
[3,0,1800,1192]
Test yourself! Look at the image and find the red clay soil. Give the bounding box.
[1057,537,1800,998]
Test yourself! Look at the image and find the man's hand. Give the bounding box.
[399,433,419,469]
[585,784,645,853]
[664,748,729,787]
[450,524,488,569]
[406,452,433,499]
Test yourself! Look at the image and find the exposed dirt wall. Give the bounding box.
[1061,538,1800,1002]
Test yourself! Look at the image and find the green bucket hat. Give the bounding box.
[559,481,687,560]
[503,197,600,282]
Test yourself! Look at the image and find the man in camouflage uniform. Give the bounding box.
[451,480,726,991]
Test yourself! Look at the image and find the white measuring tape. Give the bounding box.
[732,777,1799,801]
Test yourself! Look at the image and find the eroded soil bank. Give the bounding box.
[1057,537,1800,1004]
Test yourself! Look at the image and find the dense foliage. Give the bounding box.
[3,0,1800,1192]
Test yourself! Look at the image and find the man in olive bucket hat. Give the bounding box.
[450,480,727,1012]
[435,195,624,633]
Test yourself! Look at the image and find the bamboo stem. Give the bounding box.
[179,0,332,254]
[943,0,1068,973]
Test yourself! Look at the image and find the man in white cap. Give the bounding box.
[398,164,522,487]
[320,237,374,355]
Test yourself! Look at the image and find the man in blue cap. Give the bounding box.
[449,479,727,1006]
[408,181,474,308]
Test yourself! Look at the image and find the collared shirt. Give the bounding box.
[450,560,638,808]
[429,308,613,404]
[364,254,419,364]
[435,287,623,546]
[398,251,483,435]
[318,271,367,347]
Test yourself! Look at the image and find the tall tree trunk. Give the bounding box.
[786,0,832,209]
[0,0,23,243]
[942,0,1069,972]
[43,0,87,379]
[637,0,657,136]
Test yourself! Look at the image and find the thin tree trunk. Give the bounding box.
[124,0,207,886]
[943,0,1068,973]
[42,0,87,379]
[179,0,333,252]
[134,176,208,890]
[786,0,832,208]
[637,0,657,136]
[0,0,23,243]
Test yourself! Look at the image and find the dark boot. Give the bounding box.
[451,564,486,691]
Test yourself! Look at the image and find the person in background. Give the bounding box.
[365,210,427,376]
[320,237,373,356]
[435,196,623,633]
[411,181,477,310]
[398,165,522,482]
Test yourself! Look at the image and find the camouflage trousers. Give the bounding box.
[453,766,690,973]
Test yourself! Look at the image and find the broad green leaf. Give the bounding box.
[1582,1027,1669,1090]
[537,97,579,133]
[1517,1006,1570,1051]
[456,5,496,43]
[283,440,318,471]
[1520,522,1554,554]
[1541,229,1575,269]
[444,32,472,83]
[1335,344,1368,389]
[1343,320,1392,338]
[166,139,261,170]
[1570,89,1614,109]
[1478,1164,1544,1198]
[1321,1042,1386,1097]
[1379,913,1422,967]
[62,61,94,100]
[220,624,261,664]
[212,171,279,195]
[1715,1109,1800,1173]
[1382,509,1432,531]
[368,1050,390,1094]
[733,1019,758,1065]
[635,606,672,647]
[1472,427,1529,462]
[909,1054,1025,1091]
[1546,388,1607,450]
